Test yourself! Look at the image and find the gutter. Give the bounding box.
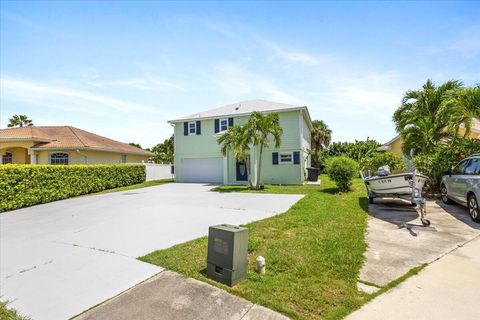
[29,146,153,156]
[167,106,311,124]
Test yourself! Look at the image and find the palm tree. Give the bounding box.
[151,136,174,163]
[217,125,253,188]
[7,115,34,127]
[310,120,332,168]
[442,86,480,137]
[246,112,283,190]
[393,79,463,155]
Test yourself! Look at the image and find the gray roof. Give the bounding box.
[168,99,309,123]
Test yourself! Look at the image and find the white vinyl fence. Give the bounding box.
[143,163,173,181]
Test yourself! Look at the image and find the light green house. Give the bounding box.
[168,100,313,185]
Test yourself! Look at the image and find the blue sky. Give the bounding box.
[1,1,479,148]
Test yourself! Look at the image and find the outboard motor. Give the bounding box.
[377,165,391,177]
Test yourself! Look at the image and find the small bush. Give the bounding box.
[0,164,145,212]
[361,152,406,173]
[325,156,358,192]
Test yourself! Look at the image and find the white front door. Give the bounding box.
[181,157,223,183]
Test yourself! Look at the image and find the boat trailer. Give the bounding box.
[360,170,430,226]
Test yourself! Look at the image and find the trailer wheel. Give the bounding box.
[369,196,374,204]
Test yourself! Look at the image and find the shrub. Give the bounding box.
[0,164,145,212]
[361,152,406,173]
[325,156,358,192]
[413,137,480,191]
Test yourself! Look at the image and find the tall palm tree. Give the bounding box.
[7,115,34,127]
[246,112,283,190]
[217,125,253,188]
[442,86,480,137]
[310,120,332,168]
[393,79,463,155]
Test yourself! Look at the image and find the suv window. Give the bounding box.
[452,159,470,174]
[465,158,480,175]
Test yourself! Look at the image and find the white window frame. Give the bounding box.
[279,152,293,164]
[219,118,229,132]
[49,152,69,165]
[121,154,127,163]
[188,122,196,135]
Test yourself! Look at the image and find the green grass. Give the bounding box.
[140,175,370,320]
[0,301,29,320]
[92,179,172,195]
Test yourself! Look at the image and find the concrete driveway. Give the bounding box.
[0,183,303,320]
[359,198,480,287]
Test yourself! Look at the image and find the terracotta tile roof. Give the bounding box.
[0,126,153,156]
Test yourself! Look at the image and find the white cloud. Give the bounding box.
[265,41,320,66]
[0,77,163,114]
[87,76,186,91]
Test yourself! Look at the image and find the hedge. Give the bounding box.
[0,164,146,212]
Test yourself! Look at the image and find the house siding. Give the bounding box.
[35,150,149,164]
[174,110,310,185]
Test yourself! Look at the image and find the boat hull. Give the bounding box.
[365,173,428,195]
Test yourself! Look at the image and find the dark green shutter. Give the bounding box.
[272,152,279,165]
[215,119,220,133]
[184,122,188,136]
[293,151,300,164]
[196,121,201,135]
[228,118,234,127]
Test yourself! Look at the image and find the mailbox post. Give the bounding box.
[207,224,248,286]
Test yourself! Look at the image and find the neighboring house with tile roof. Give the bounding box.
[0,126,153,165]
[168,99,313,185]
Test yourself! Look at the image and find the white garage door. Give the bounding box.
[181,158,224,183]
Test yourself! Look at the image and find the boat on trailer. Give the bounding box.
[360,167,430,226]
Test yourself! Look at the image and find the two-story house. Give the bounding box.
[168,100,313,185]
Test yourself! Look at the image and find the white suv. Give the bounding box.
[441,154,480,223]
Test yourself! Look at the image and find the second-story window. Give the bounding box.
[220,118,228,132]
[189,122,196,135]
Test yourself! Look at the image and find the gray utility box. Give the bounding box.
[207,224,248,287]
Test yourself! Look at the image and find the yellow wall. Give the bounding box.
[389,138,404,156]
[459,127,480,140]
[1,140,150,164]
[0,147,29,164]
[386,128,479,157]
[35,150,149,164]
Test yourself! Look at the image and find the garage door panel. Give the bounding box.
[182,158,223,183]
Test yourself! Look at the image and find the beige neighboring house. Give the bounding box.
[0,126,153,165]
[379,118,480,156]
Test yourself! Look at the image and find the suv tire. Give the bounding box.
[468,194,480,223]
[441,184,454,204]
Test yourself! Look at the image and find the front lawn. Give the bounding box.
[140,176,370,320]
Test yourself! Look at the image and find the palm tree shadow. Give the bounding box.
[434,200,480,230]
[362,198,426,236]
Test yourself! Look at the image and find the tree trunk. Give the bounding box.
[245,155,253,189]
[254,144,263,190]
